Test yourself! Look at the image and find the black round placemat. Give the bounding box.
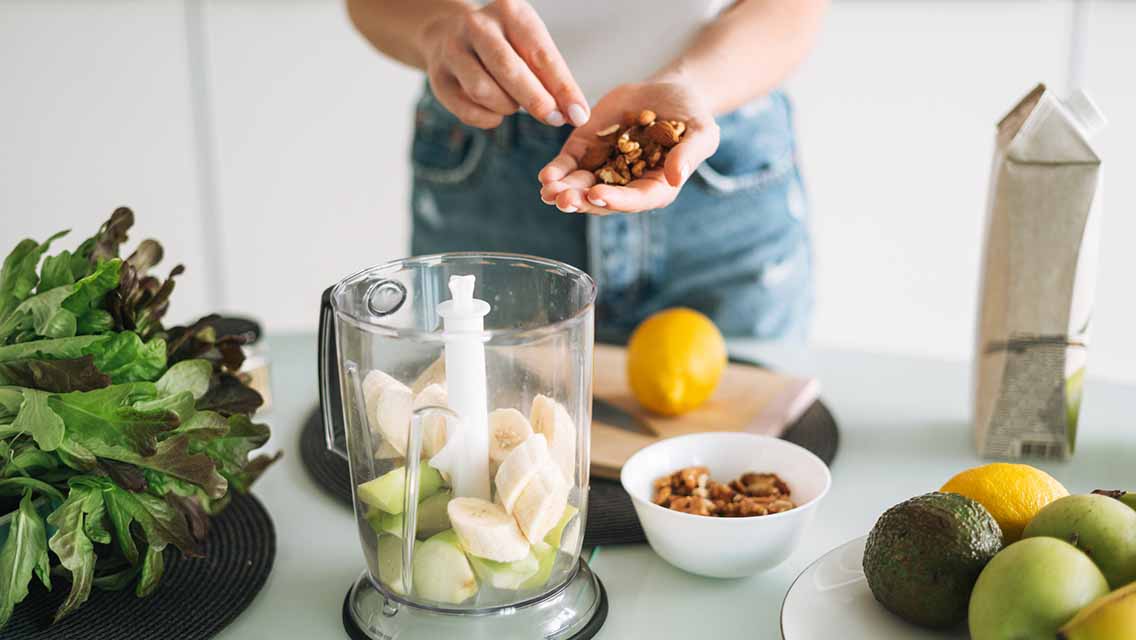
[3,492,275,640]
[300,393,838,546]
[341,570,609,640]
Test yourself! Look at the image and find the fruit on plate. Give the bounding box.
[467,549,540,590]
[495,433,553,512]
[1058,580,1136,640]
[412,530,479,604]
[969,537,1108,640]
[530,394,577,482]
[513,462,570,544]
[940,462,1068,542]
[863,492,1002,628]
[369,491,452,540]
[447,497,531,562]
[1023,494,1136,588]
[357,462,445,515]
[626,307,726,417]
[376,534,417,595]
[488,407,534,472]
[521,542,557,590]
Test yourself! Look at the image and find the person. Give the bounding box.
[347,0,827,342]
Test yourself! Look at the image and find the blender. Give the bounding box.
[319,253,607,638]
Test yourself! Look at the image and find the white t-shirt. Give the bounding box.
[527,0,731,105]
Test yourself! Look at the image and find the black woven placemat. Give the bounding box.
[300,394,838,546]
[3,492,276,640]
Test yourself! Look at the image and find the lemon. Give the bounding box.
[626,308,727,416]
[941,463,1068,542]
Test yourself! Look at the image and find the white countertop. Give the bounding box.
[217,335,1136,639]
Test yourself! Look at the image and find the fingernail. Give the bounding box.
[587,196,606,208]
[546,110,565,127]
[567,104,588,127]
[558,205,578,213]
[541,196,553,205]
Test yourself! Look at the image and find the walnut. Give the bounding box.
[669,496,715,516]
[576,109,688,185]
[767,499,796,514]
[740,473,785,498]
[735,498,770,517]
[678,466,709,491]
[708,481,736,502]
[653,484,673,506]
[594,166,626,186]
[630,159,647,178]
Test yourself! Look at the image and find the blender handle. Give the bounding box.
[319,286,349,461]
[400,404,460,595]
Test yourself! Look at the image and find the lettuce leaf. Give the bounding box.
[0,231,69,321]
[0,356,110,393]
[46,480,106,622]
[0,491,52,629]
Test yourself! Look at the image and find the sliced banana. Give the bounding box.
[494,433,552,513]
[362,369,413,455]
[413,383,449,459]
[489,408,534,472]
[447,497,531,563]
[530,394,577,483]
[512,462,570,544]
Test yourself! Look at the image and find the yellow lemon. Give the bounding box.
[626,308,727,416]
[941,463,1068,542]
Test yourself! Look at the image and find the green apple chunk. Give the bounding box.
[1024,493,1136,588]
[412,529,478,604]
[544,505,579,549]
[969,537,1108,640]
[468,549,539,590]
[369,491,453,540]
[520,542,557,590]
[376,534,418,595]
[358,462,444,515]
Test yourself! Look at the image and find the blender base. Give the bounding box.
[342,558,607,640]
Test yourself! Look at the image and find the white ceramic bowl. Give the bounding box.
[620,432,831,578]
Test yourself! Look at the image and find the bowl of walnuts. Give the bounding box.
[620,432,831,578]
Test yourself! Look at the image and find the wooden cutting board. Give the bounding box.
[590,344,819,479]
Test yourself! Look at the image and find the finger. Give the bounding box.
[555,171,614,214]
[465,13,562,126]
[499,2,590,126]
[448,46,518,115]
[586,175,676,213]
[538,153,577,185]
[542,169,595,204]
[430,72,504,129]
[662,123,720,187]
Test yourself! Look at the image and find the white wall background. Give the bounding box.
[2,1,1134,382]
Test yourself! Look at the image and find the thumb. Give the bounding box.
[663,123,719,187]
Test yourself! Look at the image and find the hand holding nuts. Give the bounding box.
[652,467,796,518]
[580,109,689,185]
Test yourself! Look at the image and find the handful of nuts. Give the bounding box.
[652,467,796,517]
[580,109,688,185]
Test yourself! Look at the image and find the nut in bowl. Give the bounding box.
[620,432,831,578]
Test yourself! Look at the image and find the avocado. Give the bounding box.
[863,492,1003,629]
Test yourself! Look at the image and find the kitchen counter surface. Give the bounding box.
[218,334,1135,639]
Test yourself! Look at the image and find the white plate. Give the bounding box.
[780,536,968,639]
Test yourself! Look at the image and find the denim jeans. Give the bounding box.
[409,88,813,342]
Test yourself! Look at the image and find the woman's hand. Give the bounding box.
[418,0,589,129]
[538,78,720,215]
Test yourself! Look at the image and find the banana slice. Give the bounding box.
[489,408,534,472]
[362,370,413,455]
[512,462,570,544]
[494,434,553,513]
[413,384,449,459]
[447,497,531,562]
[530,394,577,483]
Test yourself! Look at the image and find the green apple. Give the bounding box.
[969,537,1108,640]
[1024,494,1136,588]
[376,534,417,595]
[412,529,478,604]
[358,462,444,514]
[468,550,539,590]
[544,505,579,549]
[520,542,557,590]
[368,491,452,540]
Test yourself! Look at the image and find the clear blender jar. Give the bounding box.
[319,253,606,638]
